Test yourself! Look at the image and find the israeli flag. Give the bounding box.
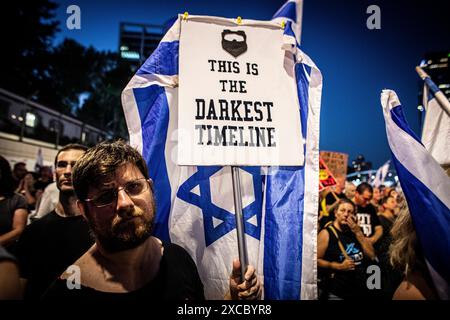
[122,15,322,299]
[373,160,390,187]
[272,0,303,44]
[421,75,450,165]
[381,90,450,299]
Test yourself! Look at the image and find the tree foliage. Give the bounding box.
[0,1,59,97]
[0,1,131,139]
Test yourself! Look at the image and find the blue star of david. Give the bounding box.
[176,166,262,247]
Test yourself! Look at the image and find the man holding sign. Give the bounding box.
[43,141,261,300]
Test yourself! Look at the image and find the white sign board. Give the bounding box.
[178,18,303,166]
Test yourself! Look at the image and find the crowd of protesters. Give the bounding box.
[0,143,440,300]
[317,177,440,300]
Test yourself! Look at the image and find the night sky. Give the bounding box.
[53,0,449,167]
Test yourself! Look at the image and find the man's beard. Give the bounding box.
[88,205,154,253]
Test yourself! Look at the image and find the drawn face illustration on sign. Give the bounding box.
[221,30,247,58]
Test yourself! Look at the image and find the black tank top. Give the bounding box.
[322,226,369,299]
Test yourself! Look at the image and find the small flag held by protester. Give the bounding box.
[380,89,450,299]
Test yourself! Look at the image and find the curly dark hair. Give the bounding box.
[72,140,149,201]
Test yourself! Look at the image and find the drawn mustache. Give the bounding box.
[222,29,247,58]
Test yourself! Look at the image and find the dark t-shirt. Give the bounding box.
[0,193,27,235]
[320,226,369,299]
[376,216,394,263]
[42,242,205,301]
[375,216,402,298]
[15,211,94,300]
[355,204,380,238]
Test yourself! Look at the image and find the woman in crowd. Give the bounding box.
[0,156,28,251]
[317,198,376,299]
[389,206,438,299]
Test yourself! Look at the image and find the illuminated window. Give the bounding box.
[25,112,37,127]
[120,51,140,60]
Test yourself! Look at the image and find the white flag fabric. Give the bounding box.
[272,0,303,44]
[122,14,322,299]
[373,160,390,187]
[381,89,450,299]
[421,76,450,165]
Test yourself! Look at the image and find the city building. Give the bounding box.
[119,22,164,70]
[0,88,110,170]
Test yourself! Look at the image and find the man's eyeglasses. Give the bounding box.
[84,178,152,208]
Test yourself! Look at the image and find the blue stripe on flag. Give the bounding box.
[263,63,311,299]
[283,21,296,39]
[425,77,440,96]
[264,167,305,299]
[137,41,179,76]
[297,63,311,142]
[133,85,172,241]
[391,105,422,145]
[390,152,450,284]
[273,1,297,21]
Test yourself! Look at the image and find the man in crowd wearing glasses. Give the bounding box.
[15,144,93,299]
[43,140,261,300]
